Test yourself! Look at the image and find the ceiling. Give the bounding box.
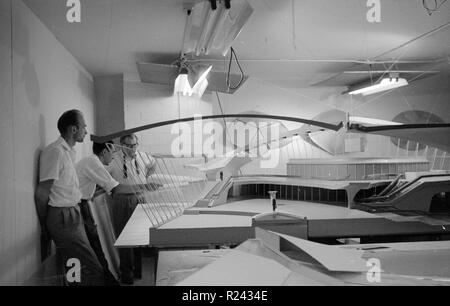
[24,0,450,89]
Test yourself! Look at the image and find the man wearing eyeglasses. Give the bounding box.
[107,134,156,285]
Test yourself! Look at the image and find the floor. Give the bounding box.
[132,256,156,286]
[130,249,157,286]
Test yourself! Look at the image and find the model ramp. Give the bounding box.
[357,174,450,213]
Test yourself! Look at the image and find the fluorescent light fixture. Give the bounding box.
[193,78,209,97]
[174,67,192,96]
[183,0,253,57]
[174,65,213,98]
[349,116,402,126]
[174,75,193,97]
[191,65,212,97]
[348,77,409,96]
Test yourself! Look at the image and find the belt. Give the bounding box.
[80,199,90,208]
[48,205,78,209]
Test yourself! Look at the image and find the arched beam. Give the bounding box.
[91,114,344,143]
[349,123,450,153]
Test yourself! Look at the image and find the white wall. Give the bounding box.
[94,74,125,136]
[0,0,16,287]
[0,0,95,285]
[124,81,216,155]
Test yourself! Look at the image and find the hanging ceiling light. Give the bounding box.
[175,0,252,97]
[174,64,213,98]
[348,73,409,96]
[183,0,253,57]
[348,116,402,126]
[191,65,213,97]
[174,67,193,96]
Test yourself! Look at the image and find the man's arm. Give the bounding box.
[34,180,54,227]
[82,158,119,199]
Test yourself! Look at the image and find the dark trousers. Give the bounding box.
[46,205,105,286]
[79,200,119,286]
[112,193,143,280]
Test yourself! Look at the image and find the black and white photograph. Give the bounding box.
[1,0,450,290]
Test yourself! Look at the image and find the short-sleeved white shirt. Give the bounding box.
[108,150,156,185]
[39,137,82,207]
[76,155,119,200]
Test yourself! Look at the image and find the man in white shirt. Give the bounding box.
[35,110,104,286]
[108,135,156,186]
[77,141,159,285]
[76,141,120,286]
[108,134,156,284]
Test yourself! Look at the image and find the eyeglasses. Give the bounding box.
[124,143,139,149]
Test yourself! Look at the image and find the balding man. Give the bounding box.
[35,110,104,286]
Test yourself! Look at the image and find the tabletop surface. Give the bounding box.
[115,199,381,248]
